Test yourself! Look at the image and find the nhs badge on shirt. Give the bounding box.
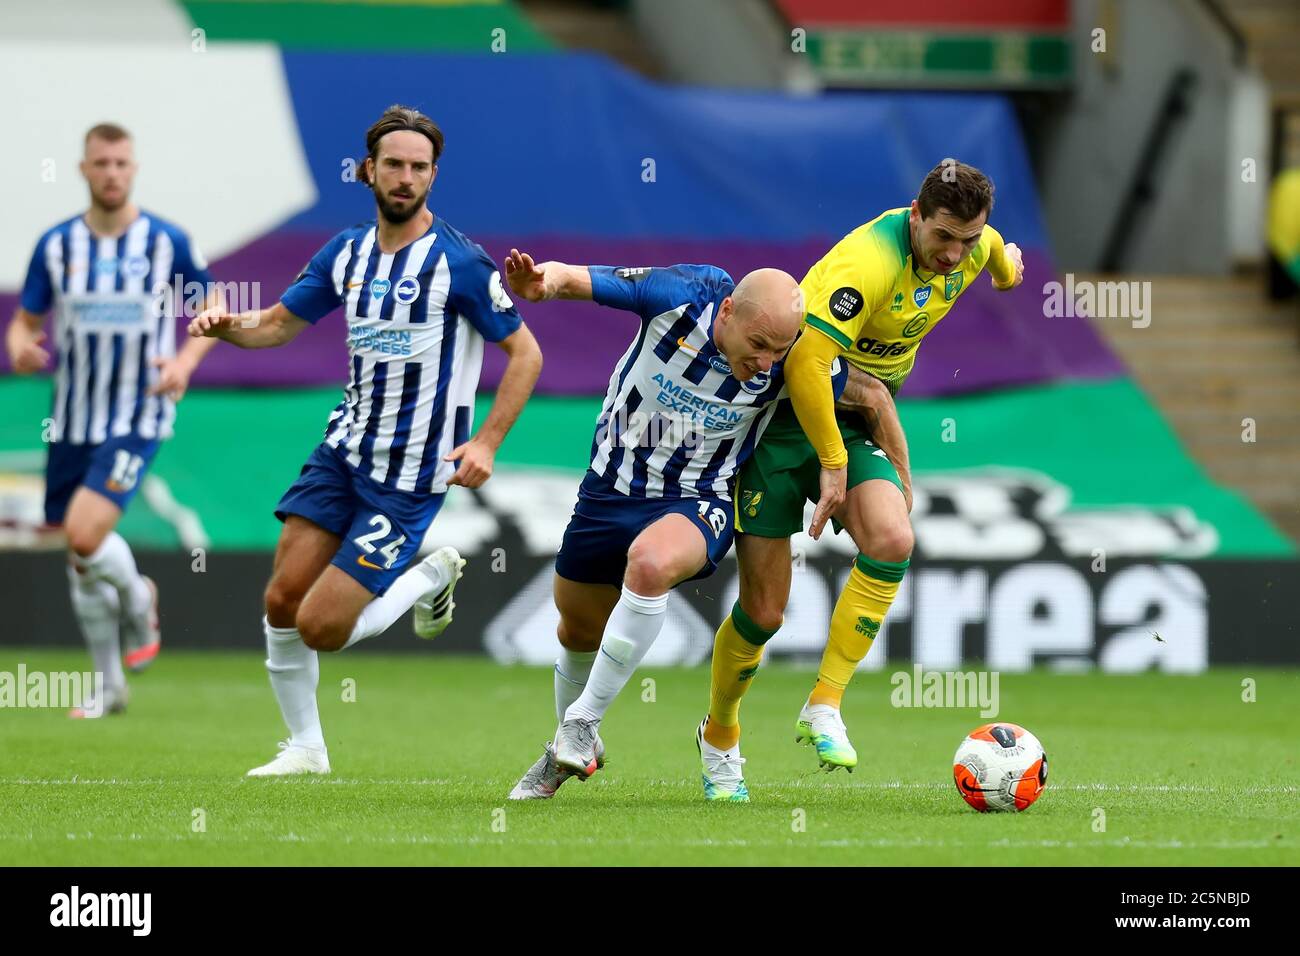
[369,278,391,299]
[708,354,732,375]
[95,259,119,279]
[913,286,932,308]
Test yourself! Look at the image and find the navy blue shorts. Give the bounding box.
[44,433,161,525]
[275,443,445,596]
[554,471,736,587]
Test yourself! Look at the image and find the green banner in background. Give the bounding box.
[179,0,555,51]
[0,376,1291,556]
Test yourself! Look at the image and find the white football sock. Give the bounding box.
[263,617,325,751]
[67,565,126,697]
[565,587,668,723]
[342,558,449,649]
[75,532,151,619]
[554,648,597,721]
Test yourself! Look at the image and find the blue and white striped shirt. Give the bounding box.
[586,265,797,501]
[21,212,212,444]
[281,216,521,496]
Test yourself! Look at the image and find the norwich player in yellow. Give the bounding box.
[696,160,1024,798]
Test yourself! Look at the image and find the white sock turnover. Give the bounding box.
[75,532,151,619]
[263,617,325,751]
[67,565,126,698]
[564,586,668,724]
[554,648,597,722]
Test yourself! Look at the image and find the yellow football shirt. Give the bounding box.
[788,207,1017,468]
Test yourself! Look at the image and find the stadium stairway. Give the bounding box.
[1226,0,1300,107]
[1084,272,1300,545]
[519,0,664,77]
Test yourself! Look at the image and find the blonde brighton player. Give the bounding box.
[7,123,221,717]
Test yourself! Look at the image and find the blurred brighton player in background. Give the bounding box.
[500,250,895,801]
[189,106,542,776]
[698,160,1025,795]
[6,123,222,717]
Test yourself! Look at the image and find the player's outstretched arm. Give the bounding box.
[445,322,543,489]
[504,249,593,302]
[187,301,309,349]
[836,368,912,512]
[988,232,1025,291]
[5,308,51,374]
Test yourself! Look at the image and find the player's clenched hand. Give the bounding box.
[504,249,550,303]
[188,307,237,338]
[1002,242,1024,289]
[810,465,847,540]
[445,437,495,488]
[149,356,195,401]
[9,331,51,373]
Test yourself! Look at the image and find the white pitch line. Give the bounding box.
[0,832,1282,851]
[1,778,1295,795]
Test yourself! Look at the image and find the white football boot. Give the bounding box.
[246,740,331,777]
[121,576,161,672]
[508,737,606,800]
[68,686,128,719]
[553,717,603,778]
[413,547,466,640]
[795,700,858,772]
[695,718,749,802]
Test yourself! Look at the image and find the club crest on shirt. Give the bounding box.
[124,256,152,279]
[393,275,421,305]
[741,371,770,393]
[945,272,964,301]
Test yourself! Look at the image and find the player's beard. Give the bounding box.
[375,182,430,225]
[91,185,129,213]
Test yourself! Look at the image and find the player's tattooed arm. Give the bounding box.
[504,249,593,302]
[447,322,543,489]
[5,308,50,374]
[187,301,308,349]
[836,368,913,512]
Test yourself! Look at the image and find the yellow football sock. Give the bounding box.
[809,554,909,707]
[705,602,777,749]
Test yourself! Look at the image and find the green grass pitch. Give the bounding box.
[1,651,1296,866]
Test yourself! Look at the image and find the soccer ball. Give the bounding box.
[952,723,1048,812]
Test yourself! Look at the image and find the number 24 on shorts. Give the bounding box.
[353,514,407,569]
[696,501,727,538]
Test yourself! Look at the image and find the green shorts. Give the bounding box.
[736,400,903,538]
